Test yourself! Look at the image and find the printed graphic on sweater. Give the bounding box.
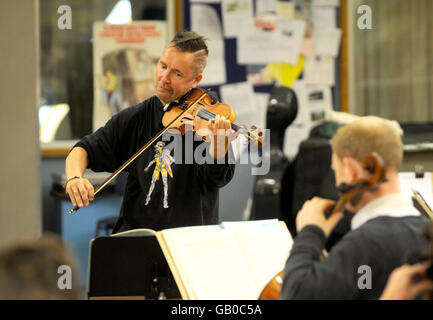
[144,141,175,208]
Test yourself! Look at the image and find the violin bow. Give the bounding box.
[68,89,210,214]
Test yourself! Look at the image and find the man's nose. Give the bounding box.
[160,70,170,83]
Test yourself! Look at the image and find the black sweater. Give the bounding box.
[75,95,235,233]
[281,215,429,299]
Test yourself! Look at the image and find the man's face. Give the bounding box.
[155,46,202,105]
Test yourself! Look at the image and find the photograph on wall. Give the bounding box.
[93,21,167,131]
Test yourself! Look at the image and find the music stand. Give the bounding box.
[87,235,180,299]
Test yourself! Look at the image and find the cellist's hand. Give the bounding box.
[208,114,238,160]
[380,263,433,300]
[296,197,343,238]
[65,177,95,208]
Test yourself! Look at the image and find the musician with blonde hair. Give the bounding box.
[281,116,430,299]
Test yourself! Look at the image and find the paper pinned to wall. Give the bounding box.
[191,4,226,85]
[276,1,295,18]
[221,0,254,38]
[237,18,305,65]
[256,0,277,13]
[312,0,340,7]
[313,27,342,57]
[220,82,257,129]
[266,56,305,88]
[191,3,223,39]
[237,31,277,64]
[276,18,306,65]
[305,83,333,124]
[303,53,335,85]
[282,81,333,159]
[312,6,337,28]
[190,0,221,3]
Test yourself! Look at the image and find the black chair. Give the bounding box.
[280,121,354,251]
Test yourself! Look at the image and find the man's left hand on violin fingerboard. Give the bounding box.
[208,114,239,160]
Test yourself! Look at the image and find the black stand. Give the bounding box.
[88,235,181,299]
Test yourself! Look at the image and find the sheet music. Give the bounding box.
[398,172,433,209]
[161,220,293,299]
[222,220,293,292]
[162,225,258,299]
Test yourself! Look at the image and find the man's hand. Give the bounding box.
[65,177,95,209]
[208,114,238,160]
[296,197,344,238]
[380,263,433,300]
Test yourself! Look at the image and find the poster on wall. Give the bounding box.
[92,21,167,131]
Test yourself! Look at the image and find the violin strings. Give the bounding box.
[195,106,262,144]
[197,107,216,121]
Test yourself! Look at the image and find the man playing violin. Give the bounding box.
[64,30,236,233]
[281,116,430,299]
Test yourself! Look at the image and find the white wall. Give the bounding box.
[0,0,41,249]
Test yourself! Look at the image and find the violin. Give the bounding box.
[258,152,387,300]
[68,88,262,214]
[162,88,262,146]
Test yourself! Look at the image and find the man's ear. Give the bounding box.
[342,157,364,181]
[191,73,203,88]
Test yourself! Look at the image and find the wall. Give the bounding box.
[0,1,41,249]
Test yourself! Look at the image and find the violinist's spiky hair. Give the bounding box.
[169,30,208,75]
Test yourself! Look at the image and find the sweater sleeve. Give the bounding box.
[281,225,362,299]
[196,143,236,188]
[74,109,135,173]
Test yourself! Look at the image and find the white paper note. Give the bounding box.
[190,0,221,2]
[256,0,277,13]
[399,172,433,209]
[305,83,333,123]
[220,82,257,129]
[191,4,227,86]
[303,53,335,85]
[312,0,340,7]
[221,0,254,38]
[312,6,337,28]
[313,27,342,57]
[276,18,306,65]
[237,31,278,64]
